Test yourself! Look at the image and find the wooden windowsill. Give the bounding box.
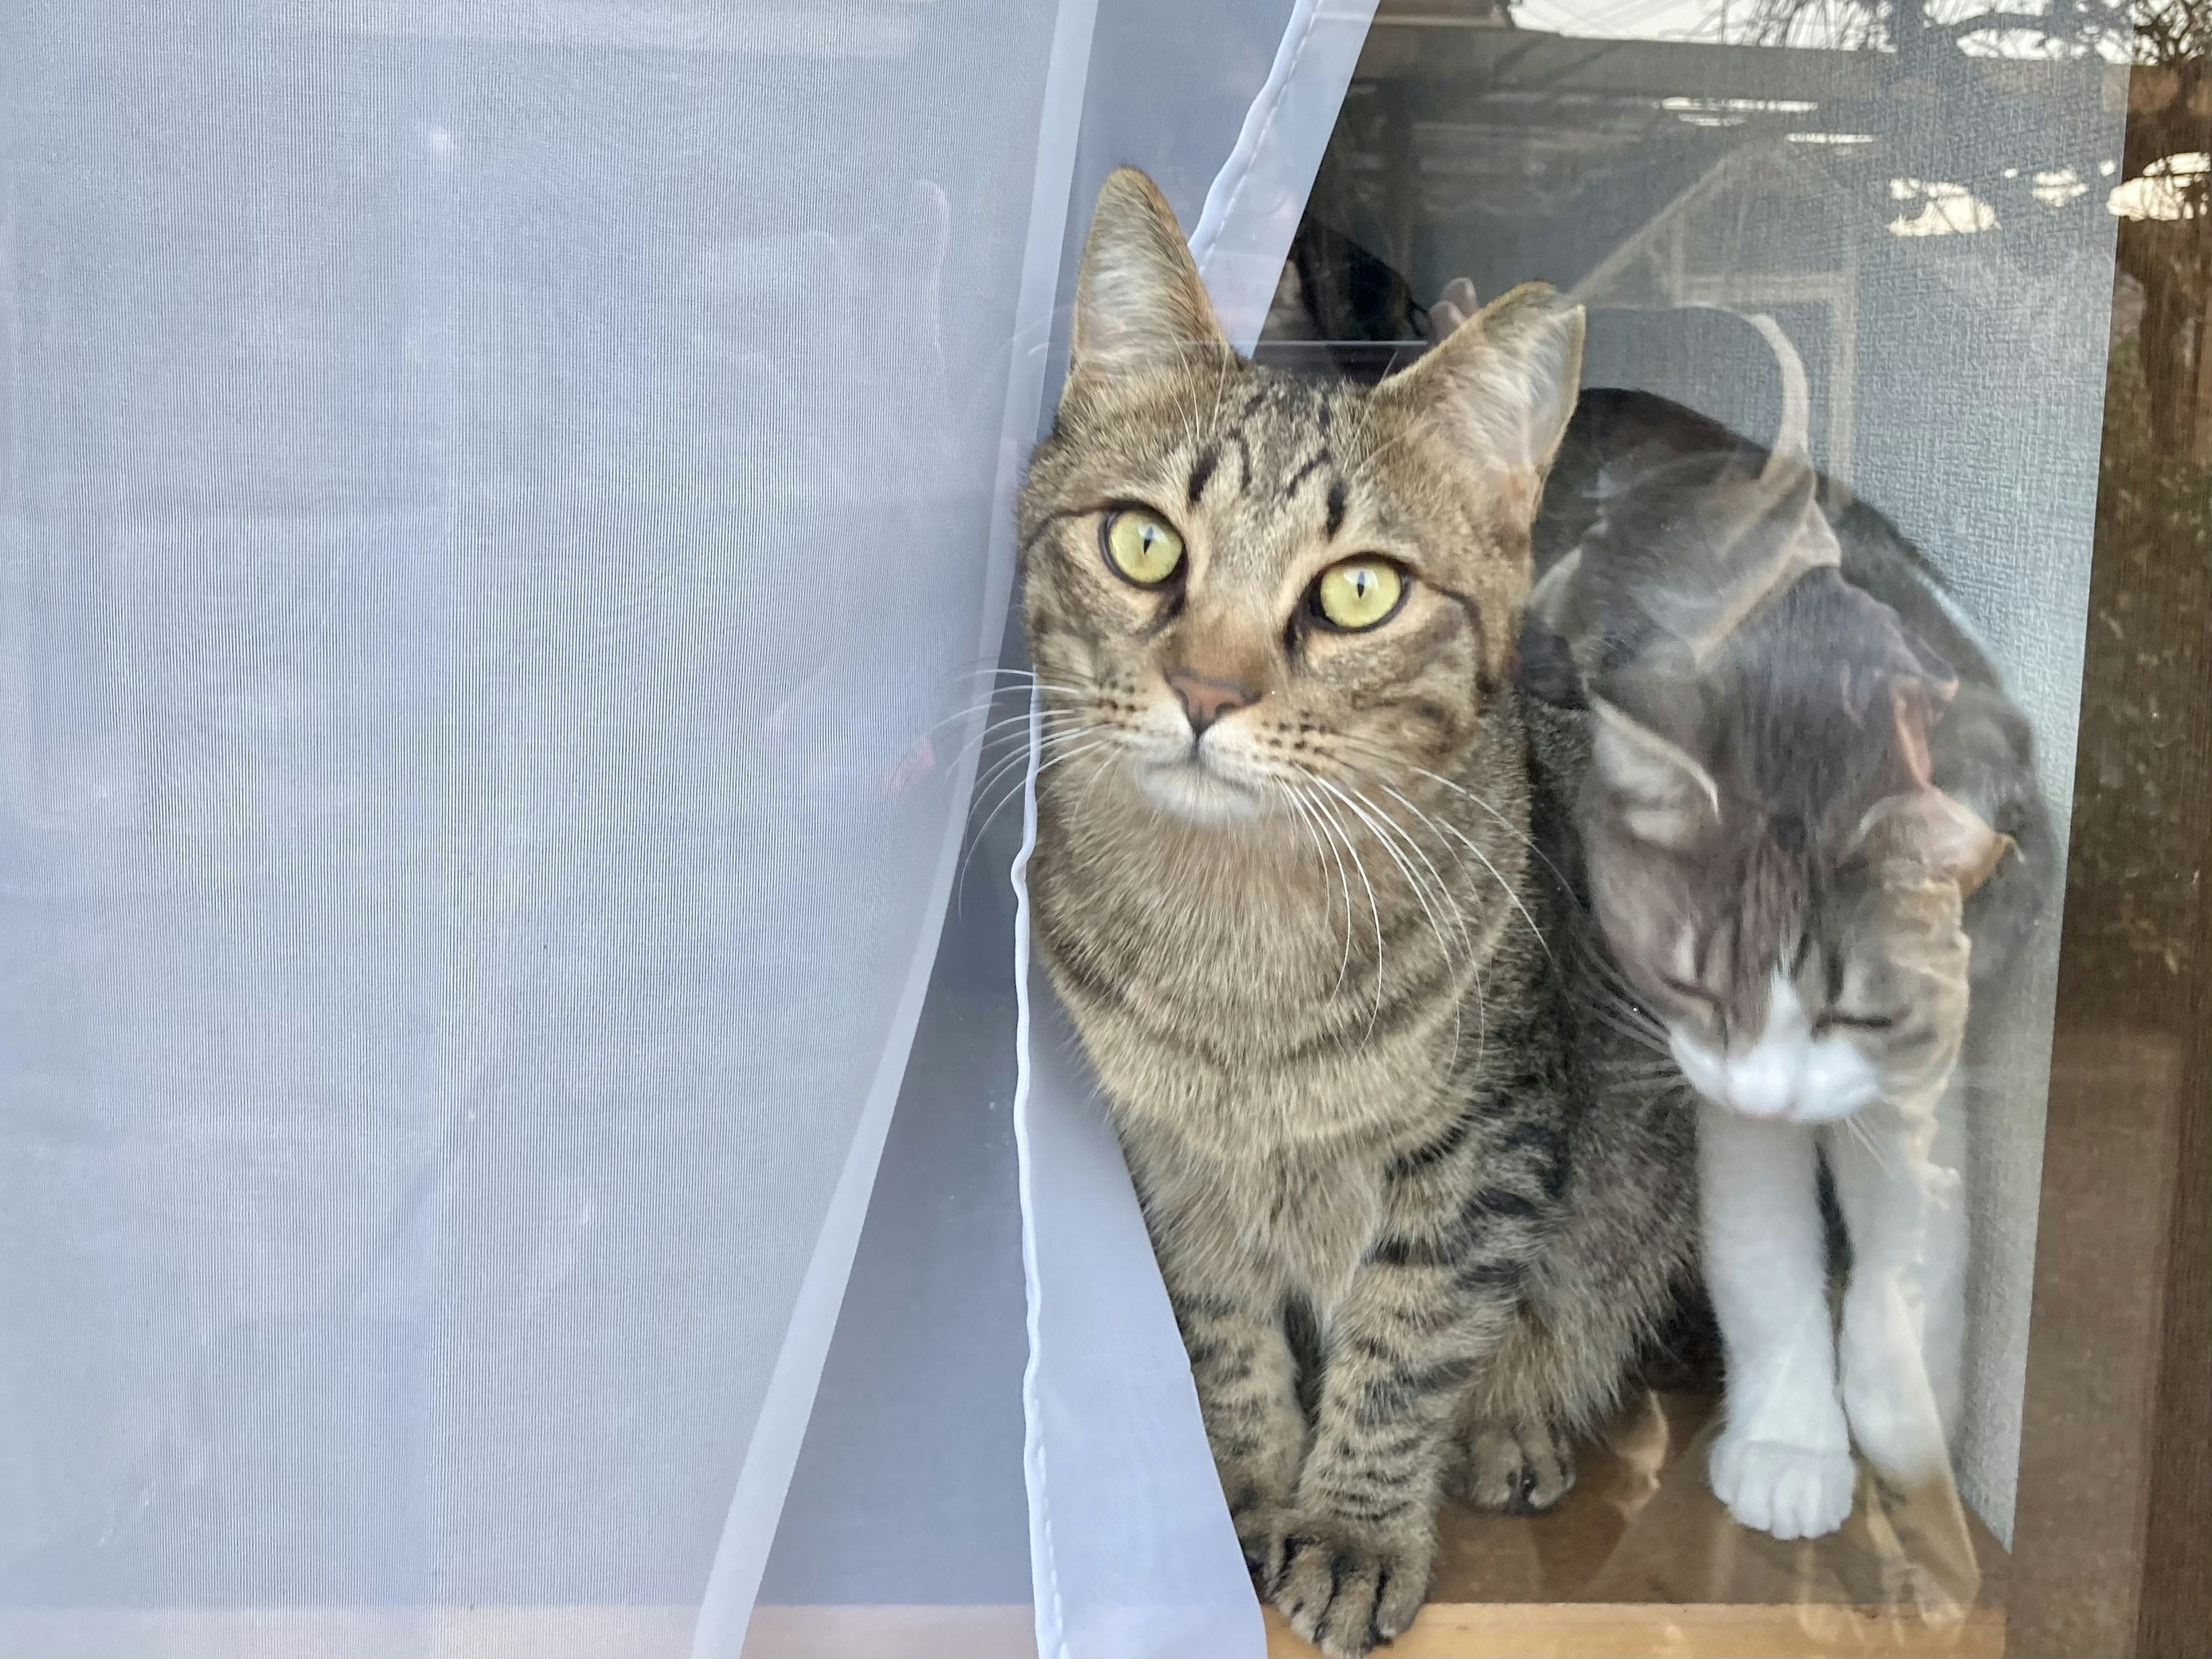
[751,1393,2005,1659]
[1267,1391,2005,1658]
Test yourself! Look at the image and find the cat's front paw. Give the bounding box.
[1709,1431,1857,1540]
[1255,1509,1433,1658]
[1446,1418,1577,1514]
[1840,1356,1952,1485]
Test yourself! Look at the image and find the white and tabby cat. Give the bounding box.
[1522,385,2046,1539]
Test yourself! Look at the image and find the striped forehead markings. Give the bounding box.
[1187,445,1218,505]
[1283,449,1333,497]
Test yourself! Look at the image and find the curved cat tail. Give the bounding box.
[1742,311,1812,483]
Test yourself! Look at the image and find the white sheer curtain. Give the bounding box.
[1,2,1073,1652]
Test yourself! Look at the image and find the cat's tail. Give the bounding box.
[1679,310,1836,667]
[1742,312,1811,483]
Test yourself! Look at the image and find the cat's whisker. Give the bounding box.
[1591,997,1672,1051]
[1311,751,1503,1073]
[1589,978,1666,1039]
[1294,768,1387,1031]
[1581,948,1669,1027]
[1312,773,1472,971]
[1320,742,1568,961]
[1581,999,1658,1051]
[1374,795,1482,975]
[1335,775,1473,942]
[1077,743,1126,802]
[1845,1111,1895,1177]
[938,663,1086,691]
[948,715,1078,778]
[928,691,1090,748]
[1595,1056,1687,1080]
[1277,780,1357,998]
[1581,990,1676,1059]
[930,678,1093,735]
[1394,760,1579,899]
[957,733,1120,896]
[1364,773,1555,968]
[1323,782,1475,1064]
[965,724,1101,831]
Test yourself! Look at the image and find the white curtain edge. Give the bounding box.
[1190,0,1382,354]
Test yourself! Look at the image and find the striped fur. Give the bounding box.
[1019,171,1697,1657]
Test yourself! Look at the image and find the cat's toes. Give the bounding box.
[1446,1419,1577,1514]
[1709,1433,1857,1540]
[1257,1510,1433,1658]
[1226,1484,1290,1579]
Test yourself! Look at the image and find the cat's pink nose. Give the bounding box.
[1725,1050,1800,1119]
[1166,670,1257,737]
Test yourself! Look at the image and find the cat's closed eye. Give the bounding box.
[1815,1009,1900,1033]
[1662,975,1721,1011]
[1661,976,1729,1039]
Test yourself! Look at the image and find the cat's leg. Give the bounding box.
[1165,1282,1310,1562]
[1450,1082,1702,1519]
[1135,1150,1309,1567]
[1700,1100,1857,1539]
[1824,1087,1967,1484]
[1122,1125,1313,1571]
[1257,1240,1522,1659]
[1450,1415,1577,1513]
[1447,1313,1578,1513]
[1245,1112,1555,1658]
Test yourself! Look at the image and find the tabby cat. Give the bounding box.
[1019,168,1698,1657]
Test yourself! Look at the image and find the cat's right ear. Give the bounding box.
[1068,168,1229,378]
[1590,696,1721,847]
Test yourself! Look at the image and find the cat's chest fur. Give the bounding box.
[1130,1130,1385,1310]
[1029,726,1532,1171]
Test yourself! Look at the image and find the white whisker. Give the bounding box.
[1278,780,1357,997]
[1297,770,1387,1031]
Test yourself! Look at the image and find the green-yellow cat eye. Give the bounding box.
[1312,559,1406,631]
[1101,507,1185,587]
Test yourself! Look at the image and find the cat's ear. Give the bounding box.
[1854,786,2014,897]
[1382,282,1585,506]
[1881,675,1954,791]
[1069,168,1228,377]
[1589,696,1720,846]
[1859,676,2011,893]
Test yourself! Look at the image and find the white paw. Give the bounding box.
[1841,1361,1952,1484]
[1709,1431,1857,1540]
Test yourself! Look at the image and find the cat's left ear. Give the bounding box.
[1899,626,1960,703]
[1381,282,1585,513]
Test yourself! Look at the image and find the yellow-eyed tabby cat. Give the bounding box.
[1018,168,1699,1657]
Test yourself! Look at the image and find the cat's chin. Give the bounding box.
[1132,760,1271,825]
[1669,1024,1883,1124]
